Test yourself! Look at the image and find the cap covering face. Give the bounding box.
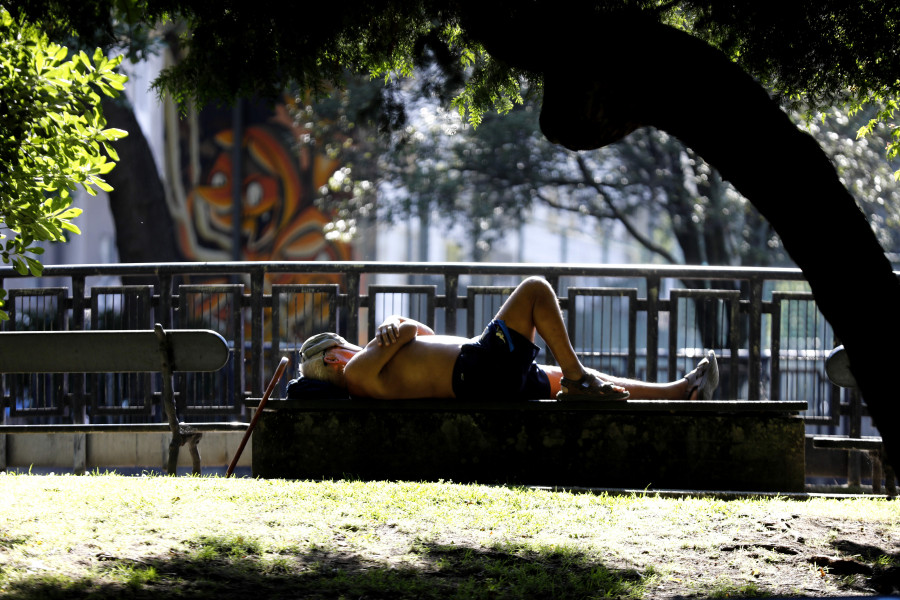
[299,333,348,362]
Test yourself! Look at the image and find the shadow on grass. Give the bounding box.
[828,538,900,595]
[2,534,648,600]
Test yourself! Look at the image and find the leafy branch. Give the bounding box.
[0,8,128,316]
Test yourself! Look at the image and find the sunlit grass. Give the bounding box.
[0,473,897,599]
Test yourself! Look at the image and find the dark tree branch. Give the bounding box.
[574,154,681,263]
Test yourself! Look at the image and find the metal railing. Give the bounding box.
[0,261,854,429]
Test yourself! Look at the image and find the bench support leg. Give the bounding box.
[166,437,180,475]
[156,324,186,475]
[73,433,86,476]
[880,447,898,497]
[187,433,202,475]
[886,463,898,497]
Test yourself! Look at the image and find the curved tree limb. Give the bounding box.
[573,154,681,263]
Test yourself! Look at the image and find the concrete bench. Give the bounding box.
[245,397,808,492]
[0,325,246,474]
[812,435,896,495]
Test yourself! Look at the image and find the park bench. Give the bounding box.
[245,396,809,492]
[0,324,247,475]
[811,345,896,495]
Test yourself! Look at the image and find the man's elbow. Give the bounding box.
[397,321,419,342]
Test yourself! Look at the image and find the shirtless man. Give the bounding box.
[299,276,718,401]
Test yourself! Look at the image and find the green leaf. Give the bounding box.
[24,256,44,276]
[92,178,113,192]
[102,128,128,141]
[61,221,81,234]
[102,142,119,161]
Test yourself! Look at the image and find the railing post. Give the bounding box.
[70,276,88,474]
[345,272,361,344]
[157,274,173,329]
[747,278,763,400]
[445,273,459,336]
[646,275,660,382]
[71,276,86,331]
[848,387,863,486]
[250,269,264,396]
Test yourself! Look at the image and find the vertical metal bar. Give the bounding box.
[747,278,763,400]
[770,297,782,399]
[271,286,282,376]
[158,274,173,329]
[828,330,841,426]
[250,270,264,397]
[546,274,560,297]
[466,288,476,337]
[729,295,740,399]
[345,272,360,344]
[566,289,577,348]
[71,276,86,331]
[667,294,679,382]
[646,275,660,382]
[426,290,435,330]
[70,277,87,432]
[627,291,637,379]
[233,284,247,405]
[444,274,458,336]
[789,299,797,402]
[367,291,378,340]
[849,386,862,486]
[2,277,10,416]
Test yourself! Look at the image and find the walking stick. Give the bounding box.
[226,355,290,477]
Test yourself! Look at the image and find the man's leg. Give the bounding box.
[495,277,620,390]
[586,351,716,399]
[541,351,718,400]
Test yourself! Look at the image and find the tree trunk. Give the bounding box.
[101,99,182,263]
[465,7,900,468]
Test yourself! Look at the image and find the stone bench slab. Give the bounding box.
[247,398,807,492]
[249,398,807,413]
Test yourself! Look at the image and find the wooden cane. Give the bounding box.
[226,355,290,477]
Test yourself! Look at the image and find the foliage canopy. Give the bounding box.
[0,7,127,293]
[12,1,898,169]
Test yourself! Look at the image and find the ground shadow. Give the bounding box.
[1,535,647,600]
[6,532,898,599]
[828,538,900,595]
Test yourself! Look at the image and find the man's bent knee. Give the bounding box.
[518,276,554,296]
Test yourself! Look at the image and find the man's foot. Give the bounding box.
[557,372,630,401]
[685,350,719,400]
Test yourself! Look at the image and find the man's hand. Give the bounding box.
[376,316,434,346]
[376,317,401,346]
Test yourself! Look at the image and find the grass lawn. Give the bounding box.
[0,473,898,598]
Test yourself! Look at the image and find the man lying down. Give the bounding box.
[297,277,718,401]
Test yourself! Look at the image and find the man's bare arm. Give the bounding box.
[344,321,420,397]
[374,315,434,346]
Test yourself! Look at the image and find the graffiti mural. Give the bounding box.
[164,100,352,342]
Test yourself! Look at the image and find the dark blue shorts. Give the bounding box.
[451,319,551,400]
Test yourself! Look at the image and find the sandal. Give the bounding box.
[557,372,630,401]
[685,350,719,400]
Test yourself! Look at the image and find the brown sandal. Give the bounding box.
[557,372,630,401]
